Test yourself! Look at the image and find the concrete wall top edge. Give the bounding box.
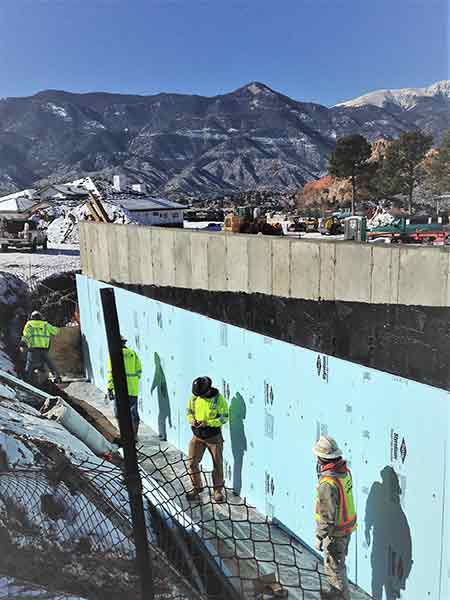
[79,222,450,307]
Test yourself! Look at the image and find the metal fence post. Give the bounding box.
[100,287,153,600]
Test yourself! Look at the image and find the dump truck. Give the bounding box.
[367,217,450,244]
[0,217,47,252]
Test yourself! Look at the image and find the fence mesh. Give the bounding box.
[29,272,78,326]
[0,435,335,600]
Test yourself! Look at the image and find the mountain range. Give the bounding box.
[0,80,448,198]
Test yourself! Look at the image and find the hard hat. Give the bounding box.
[31,310,43,319]
[313,436,342,460]
[192,376,212,397]
[120,336,127,344]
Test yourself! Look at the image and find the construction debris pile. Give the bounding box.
[46,201,134,245]
[0,176,181,247]
[367,207,395,229]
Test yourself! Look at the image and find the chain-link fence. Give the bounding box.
[0,434,336,600]
[29,273,79,326]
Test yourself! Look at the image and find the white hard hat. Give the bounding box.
[313,436,342,460]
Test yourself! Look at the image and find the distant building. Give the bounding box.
[38,182,90,203]
[117,196,184,227]
[113,175,126,192]
[0,189,41,218]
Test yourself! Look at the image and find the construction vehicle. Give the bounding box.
[367,217,450,244]
[0,217,47,252]
[287,217,318,233]
[318,215,344,236]
[224,207,283,236]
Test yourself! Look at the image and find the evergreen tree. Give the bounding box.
[329,135,372,214]
[381,131,433,214]
[427,130,450,213]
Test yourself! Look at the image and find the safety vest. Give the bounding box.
[107,347,142,397]
[314,471,357,535]
[22,320,59,349]
[186,394,229,428]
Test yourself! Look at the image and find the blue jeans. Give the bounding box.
[113,395,140,434]
[25,348,60,381]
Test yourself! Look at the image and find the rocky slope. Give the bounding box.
[0,81,448,198]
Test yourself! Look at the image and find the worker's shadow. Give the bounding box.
[151,352,172,441]
[229,392,247,496]
[365,466,413,600]
[81,333,93,382]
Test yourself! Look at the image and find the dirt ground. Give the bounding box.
[0,244,80,283]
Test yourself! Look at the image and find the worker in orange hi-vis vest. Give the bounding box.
[313,436,357,600]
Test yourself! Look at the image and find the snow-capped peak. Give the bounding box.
[238,82,275,96]
[335,80,450,110]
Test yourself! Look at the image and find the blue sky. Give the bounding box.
[0,0,448,106]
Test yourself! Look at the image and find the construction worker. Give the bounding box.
[21,310,61,383]
[186,376,229,503]
[107,337,142,440]
[313,436,357,600]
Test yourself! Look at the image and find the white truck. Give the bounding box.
[0,217,47,252]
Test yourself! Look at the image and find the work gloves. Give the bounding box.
[105,389,115,403]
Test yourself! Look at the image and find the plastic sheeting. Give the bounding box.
[41,397,117,458]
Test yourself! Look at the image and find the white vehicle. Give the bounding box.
[0,218,47,252]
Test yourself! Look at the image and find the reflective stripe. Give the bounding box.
[314,471,357,534]
[188,394,227,427]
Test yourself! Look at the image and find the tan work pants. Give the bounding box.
[188,433,224,491]
[324,535,351,599]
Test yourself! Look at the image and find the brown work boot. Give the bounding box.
[186,489,201,502]
[213,489,225,503]
[321,590,347,599]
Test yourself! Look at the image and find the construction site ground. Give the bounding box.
[0,244,80,282]
[64,379,370,600]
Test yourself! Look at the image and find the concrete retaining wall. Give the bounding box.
[77,274,450,600]
[80,223,450,307]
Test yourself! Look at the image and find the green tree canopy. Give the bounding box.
[427,129,450,201]
[381,130,433,214]
[329,134,372,214]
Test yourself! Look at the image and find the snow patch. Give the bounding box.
[44,103,72,122]
[336,79,450,109]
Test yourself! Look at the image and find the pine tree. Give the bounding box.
[328,135,372,215]
[381,131,433,214]
[427,130,450,213]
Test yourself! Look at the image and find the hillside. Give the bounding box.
[0,80,448,198]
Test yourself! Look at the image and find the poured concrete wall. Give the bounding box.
[77,274,450,600]
[80,222,450,307]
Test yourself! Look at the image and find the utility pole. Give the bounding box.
[100,288,153,600]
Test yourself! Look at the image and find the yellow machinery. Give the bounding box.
[224,207,283,236]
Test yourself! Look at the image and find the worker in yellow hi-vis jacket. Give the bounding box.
[21,310,61,383]
[186,376,229,503]
[107,337,142,440]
